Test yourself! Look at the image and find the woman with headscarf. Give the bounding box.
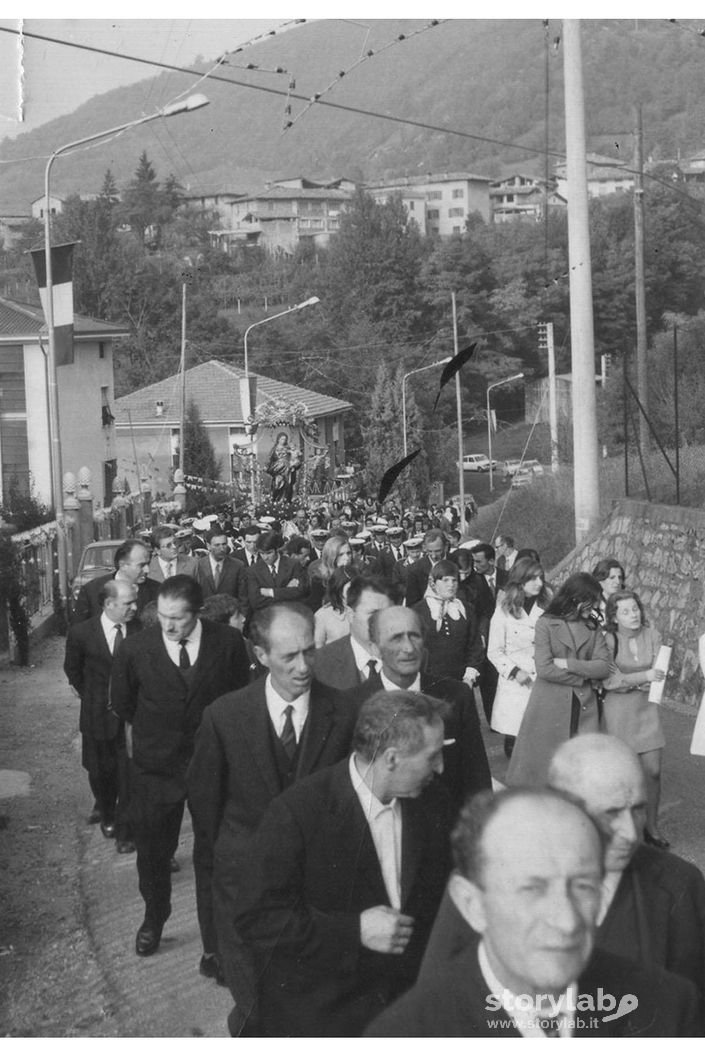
[413,559,484,685]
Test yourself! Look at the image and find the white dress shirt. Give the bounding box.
[596,870,623,926]
[159,557,176,579]
[265,674,309,741]
[100,612,125,655]
[161,618,203,667]
[478,941,576,1038]
[209,555,223,583]
[349,753,402,910]
[350,635,380,680]
[380,669,421,693]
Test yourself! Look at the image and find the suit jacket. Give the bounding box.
[464,567,508,640]
[247,555,307,612]
[404,555,435,608]
[598,843,705,995]
[366,943,702,1037]
[232,547,258,570]
[312,634,362,690]
[72,573,159,624]
[148,553,198,583]
[195,553,248,606]
[234,758,452,1037]
[63,615,139,740]
[110,619,250,803]
[186,676,357,859]
[349,670,492,816]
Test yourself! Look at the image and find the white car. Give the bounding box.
[458,453,497,472]
[503,458,545,481]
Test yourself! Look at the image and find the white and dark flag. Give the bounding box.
[31,242,78,366]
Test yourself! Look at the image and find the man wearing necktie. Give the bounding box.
[148,525,198,583]
[187,602,357,1034]
[233,689,452,1037]
[468,543,507,723]
[111,575,250,961]
[195,530,249,612]
[64,579,139,850]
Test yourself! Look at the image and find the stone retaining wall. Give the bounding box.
[549,499,705,713]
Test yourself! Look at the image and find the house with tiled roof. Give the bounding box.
[490,173,567,222]
[0,296,129,507]
[366,171,492,235]
[113,359,352,500]
[554,153,634,200]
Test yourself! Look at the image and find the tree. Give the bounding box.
[361,363,428,506]
[118,151,175,248]
[182,399,221,482]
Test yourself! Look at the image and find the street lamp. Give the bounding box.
[401,358,451,457]
[487,373,524,492]
[242,296,321,505]
[43,92,210,604]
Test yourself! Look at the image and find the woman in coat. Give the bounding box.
[413,560,484,685]
[487,556,551,759]
[505,572,611,787]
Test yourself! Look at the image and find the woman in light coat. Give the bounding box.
[488,557,551,758]
[506,571,612,788]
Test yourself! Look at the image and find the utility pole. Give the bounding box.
[563,19,601,543]
[539,322,559,472]
[633,103,649,454]
[451,293,466,533]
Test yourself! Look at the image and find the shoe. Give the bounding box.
[100,821,116,839]
[199,953,226,986]
[116,840,136,854]
[644,829,670,849]
[88,807,101,825]
[135,921,163,957]
[170,857,180,873]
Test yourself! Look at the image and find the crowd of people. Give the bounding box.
[61,497,705,1037]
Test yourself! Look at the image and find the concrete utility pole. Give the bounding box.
[563,20,601,543]
[633,103,649,454]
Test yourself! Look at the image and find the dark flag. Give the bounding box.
[31,242,78,366]
[432,343,477,410]
[378,448,421,505]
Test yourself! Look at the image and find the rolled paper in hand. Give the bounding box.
[648,644,671,704]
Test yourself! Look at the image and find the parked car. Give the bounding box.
[457,453,497,472]
[501,458,524,479]
[511,468,535,489]
[502,458,545,482]
[69,539,125,612]
[522,459,545,476]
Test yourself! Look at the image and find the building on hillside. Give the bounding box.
[186,177,356,256]
[0,296,129,507]
[366,172,492,235]
[490,173,567,222]
[0,212,32,249]
[113,359,353,502]
[554,153,634,200]
[677,150,705,184]
[31,194,65,220]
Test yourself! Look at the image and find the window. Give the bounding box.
[448,207,464,217]
[99,342,105,359]
[427,209,440,220]
[452,226,461,234]
[101,386,114,427]
[426,190,442,200]
[408,201,415,211]
[452,188,464,199]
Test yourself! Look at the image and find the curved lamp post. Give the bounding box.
[43,93,209,603]
[401,358,451,458]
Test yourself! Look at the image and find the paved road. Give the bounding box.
[1,633,704,1036]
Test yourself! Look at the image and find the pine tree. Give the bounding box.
[183,399,221,482]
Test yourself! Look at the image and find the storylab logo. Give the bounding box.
[486,988,639,1025]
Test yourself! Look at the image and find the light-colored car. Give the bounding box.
[503,457,545,482]
[70,539,125,609]
[458,453,497,472]
[522,459,544,476]
[501,458,524,479]
[511,468,535,489]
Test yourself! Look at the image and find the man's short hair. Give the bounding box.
[352,689,449,762]
[241,523,261,539]
[200,593,244,624]
[114,538,146,569]
[470,542,496,562]
[249,602,314,651]
[98,578,131,607]
[452,787,605,888]
[152,525,176,548]
[345,574,400,612]
[158,573,203,612]
[257,530,284,552]
[368,605,422,646]
[423,528,446,548]
[497,534,514,549]
[207,528,228,544]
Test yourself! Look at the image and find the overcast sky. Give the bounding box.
[0,17,297,139]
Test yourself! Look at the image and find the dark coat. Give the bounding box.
[110,619,250,803]
[413,597,485,681]
[463,567,508,640]
[366,944,702,1037]
[506,614,612,787]
[348,669,492,816]
[195,553,248,606]
[234,758,452,1037]
[312,633,362,691]
[246,555,308,613]
[63,615,139,740]
[72,573,159,624]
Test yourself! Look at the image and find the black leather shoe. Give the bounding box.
[100,821,116,839]
[136,921,162,956]
[116,840,136,854]
[170,857,180,873]
[644,829,670,849]
[87,807,101,825]
[199,953,226,986]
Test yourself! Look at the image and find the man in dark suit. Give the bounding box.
[467,541,507,722]
[247,530,307,614]
[368,787,701,1037]
[63,579,139,850]
[312,574,399,691]
[349,605,491,815]
[72,538,159,623]
[110,575,250,958]
[234,689,453,1037]
[148,524,198,582]
[187,602,357,1030]
[195,528,248,608]
[232,524,260,570]
[403,527,449,607]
